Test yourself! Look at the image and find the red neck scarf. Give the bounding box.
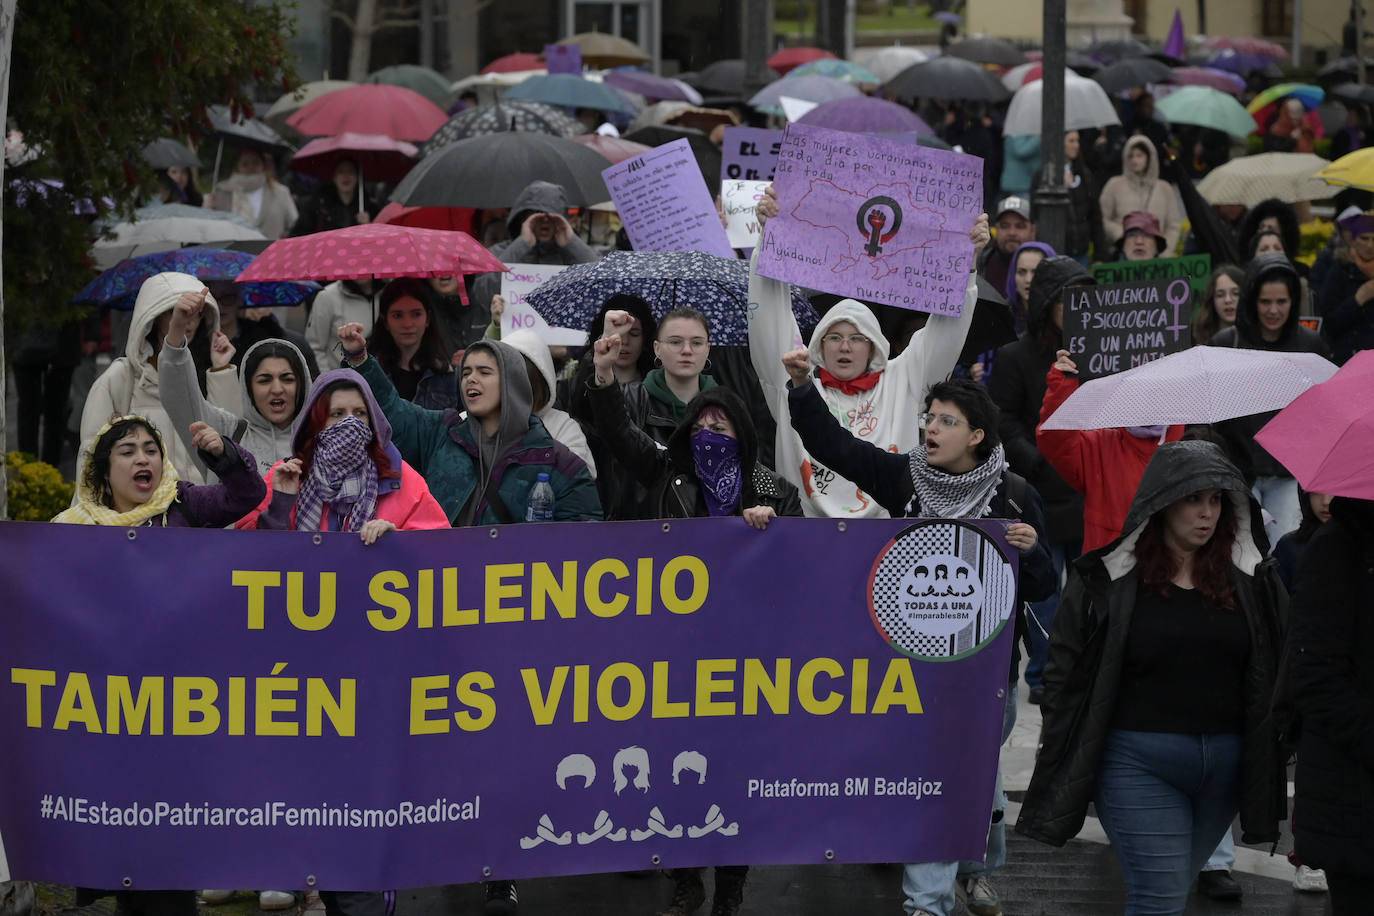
[818,367,882,395]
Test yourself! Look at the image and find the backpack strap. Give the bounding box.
[231,418,249,443]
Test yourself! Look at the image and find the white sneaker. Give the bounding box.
[1292,864,1329,893]
[957,876,1002,916]
[259,891,296,910]
[199,891,235,905]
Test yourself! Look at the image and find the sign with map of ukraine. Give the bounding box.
[756,123,984,316]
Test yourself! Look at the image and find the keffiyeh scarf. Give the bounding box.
[907,442,1007,519]
[294,416,379,533]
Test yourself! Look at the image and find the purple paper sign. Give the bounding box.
[0,518,1016,889]
[756,123,984,316]
[720,127,784,184]
[602,139,736,258]
[544,44,582,75]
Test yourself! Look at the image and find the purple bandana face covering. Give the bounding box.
[1125,425,1167,440]
[691,429,743,517]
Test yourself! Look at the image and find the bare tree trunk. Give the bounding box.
[0,0,18,520]
[348,0,377,80]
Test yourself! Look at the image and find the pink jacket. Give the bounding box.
[236,458,450,531]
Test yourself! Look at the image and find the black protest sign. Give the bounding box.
[1063,278,1194,380]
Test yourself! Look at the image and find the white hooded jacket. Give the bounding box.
[748,252,977,519]
[503,329,597,478]
[78,272,223,486]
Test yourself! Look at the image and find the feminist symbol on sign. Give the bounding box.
[1165,279,1192,341]
[856,196,904,256]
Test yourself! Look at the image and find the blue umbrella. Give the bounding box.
[503,74,639,115]
[74,247,318,311]
[787,58,879,85]
[523,251,817,346]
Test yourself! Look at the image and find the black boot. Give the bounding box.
[709,867,747,916]
[658,869,705,916]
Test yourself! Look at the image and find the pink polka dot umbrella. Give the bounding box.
[234,223,506,292]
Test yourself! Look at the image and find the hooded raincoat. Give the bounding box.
[469,181,599,313]
[1098,136,1184,254]
[987,256,1091,545]
[78,272,223,486]
[587,381,801,520]
[748,253,978,519]
[160,337,315,477]
[1017,441,1287,849]
[351,341,601,525]
[503,329,597,477]
[235,368,449,532]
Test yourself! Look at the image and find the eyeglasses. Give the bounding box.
[660,336,708,350]
[821,333,871,347]
[920,412,968,429]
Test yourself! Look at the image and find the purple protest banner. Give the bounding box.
[757,122,984,316]
[602,139,735,258]
[544,44,582,75]
[0,517,1015,889]
[720,127,784,184]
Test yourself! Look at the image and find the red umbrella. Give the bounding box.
[767,47,836,76]
[568,133,652,163]
[291,132,419,184]
[286,84,449,142]
[375,202,479,234]
[236,223,505,286]
[481,53,545,75]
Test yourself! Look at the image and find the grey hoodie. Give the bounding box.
[160,336,315,477]
[458,339,534,525]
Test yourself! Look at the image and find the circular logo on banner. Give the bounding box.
[867,520,1017,661]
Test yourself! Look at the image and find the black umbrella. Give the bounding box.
[1319,57,1374,83]
[1088,38,1152,63]
[1331,82,1374,106]
[1093,57,1175,93]
[390,132,611,209]
[622,124,723,194]
[1066,51,1103,74]
[423,100,584,155]
[687,59,780,96]
[206,105,291,152]
[946,37,1026,68]
[142,138,200,170]
[883,57,1010,104]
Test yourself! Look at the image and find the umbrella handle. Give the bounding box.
[359,164,365,216]
[212,139,224,196]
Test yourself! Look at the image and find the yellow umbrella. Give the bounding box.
[556,31,650,68]
[1316,148,1374,192]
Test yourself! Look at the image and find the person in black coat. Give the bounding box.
[1289,496,1374,914]
[1318,210,1374,364]
[784,355,1054,916]
[1017,441,1287,915]
[988,255,1090,701]
[290,158,380,236]
[1211,253,1331,545]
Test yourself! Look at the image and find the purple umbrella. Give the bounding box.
[796,96,934,136]
[1205,49,1276,75]
[1171,66,1246,95]
[933,11,961,25]
[604,69,702,104]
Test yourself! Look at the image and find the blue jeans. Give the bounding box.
[1251,475,1300,548]
[1094,730,1242,916]
[1202,828,1235,872]
[901,684,1017,916]
[1025,540,1078,689]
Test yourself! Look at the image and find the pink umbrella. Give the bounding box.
[1255,350,1374,500]
[1170,66,1247,95]
[287,84,449,142]
[568,133,652,163]
[236,224,505,304]
[1203,36,1287,60]
[291,132,419,184]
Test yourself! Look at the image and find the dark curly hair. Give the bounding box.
[85,417,164,509]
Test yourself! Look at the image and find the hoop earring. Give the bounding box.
[653,356,663,368]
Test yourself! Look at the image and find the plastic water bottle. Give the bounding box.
[525,473,555,522]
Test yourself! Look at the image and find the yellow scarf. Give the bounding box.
[52,416,183,526]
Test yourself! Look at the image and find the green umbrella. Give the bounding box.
[366,64,453,109]
[1155,85,1256,138]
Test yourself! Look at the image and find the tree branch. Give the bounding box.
[329,8,357,30]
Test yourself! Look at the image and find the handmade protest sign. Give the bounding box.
[603,139,735,258]
[1092,253,1211,305]
[720,127,783,183]
[1063,277,1194,380]
[500,263,583,346]
[756,123,983,316]
[0,517,1016,889]
[721,179,771,249]
[544,44,582,74]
